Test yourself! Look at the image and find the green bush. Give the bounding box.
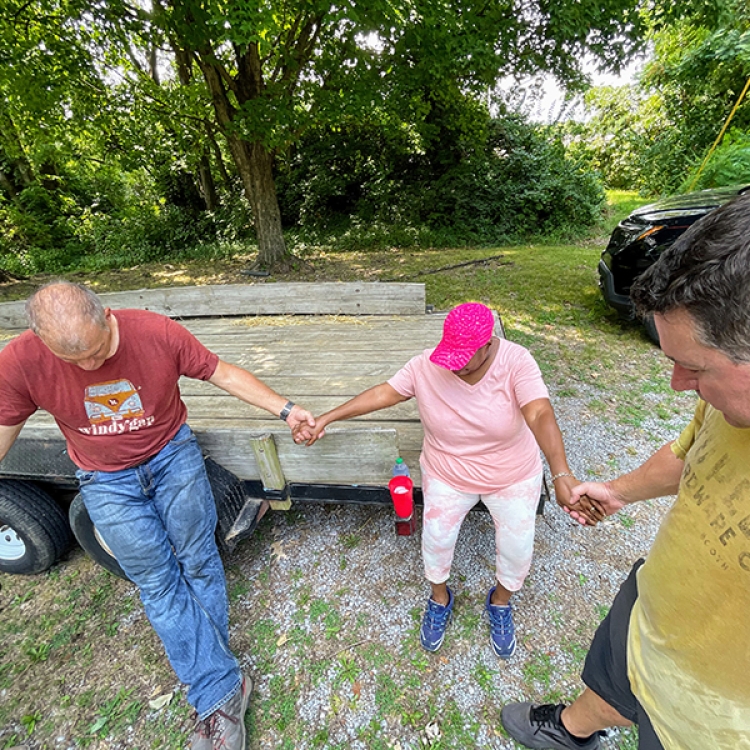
[276,113,605,243]
[0,161,255,274]
[682,128,750,191]
[0,184,84,274]
[418,117,604,237]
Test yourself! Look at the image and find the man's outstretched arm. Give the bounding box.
[208,360,315,434]
[566,441,684,524]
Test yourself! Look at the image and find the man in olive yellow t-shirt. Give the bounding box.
[501,191,750,750]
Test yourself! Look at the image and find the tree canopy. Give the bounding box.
[567,0,750,193]
[1,0,649,271]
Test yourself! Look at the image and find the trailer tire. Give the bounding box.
[68,459,247,579]
[68,494,130,581]
[0,480,73,575]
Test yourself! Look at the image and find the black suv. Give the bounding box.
[599,184,750,341]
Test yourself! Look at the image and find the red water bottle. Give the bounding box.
[389,458,416,536]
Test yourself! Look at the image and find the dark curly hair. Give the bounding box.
[630,192,750,363]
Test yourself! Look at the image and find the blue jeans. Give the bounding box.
[76,423,241,718]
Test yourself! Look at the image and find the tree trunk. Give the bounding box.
[0,169,18,200]
[247,142,288,270]
[196,58,291,269]
[226,133,290,269]
[198,151,219,211]
[205,126,233,189]
[0,107,35,188]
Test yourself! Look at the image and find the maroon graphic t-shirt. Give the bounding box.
[0,310,219,471]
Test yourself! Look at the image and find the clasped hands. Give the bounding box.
[555,476,625,527]
[283,405,316,438]
[291,417,327,445]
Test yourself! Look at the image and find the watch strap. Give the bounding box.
[279,400,295,421]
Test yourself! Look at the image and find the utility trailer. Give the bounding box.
[0,282,546,579]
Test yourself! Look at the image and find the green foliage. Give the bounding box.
[684,128,750,189]
[0,185,81,269]
[0,0,647,271]
[562,85,672,191]
[570,0,750,195]
[420,116,605,237]
[0,174,252,275]
[278,111,605,242]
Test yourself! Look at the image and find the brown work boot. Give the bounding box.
[190,674,252,749]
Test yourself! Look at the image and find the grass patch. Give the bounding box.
[522,652,554,692]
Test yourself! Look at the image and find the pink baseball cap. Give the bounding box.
[429,303,494,370]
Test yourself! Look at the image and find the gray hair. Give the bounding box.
[26,281,108,354]
[630,192,750,363]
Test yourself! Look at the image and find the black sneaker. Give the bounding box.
[501,702,602,750]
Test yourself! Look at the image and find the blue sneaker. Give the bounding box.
[486,586,516,659]
[420,587,454,652]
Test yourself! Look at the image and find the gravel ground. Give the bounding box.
[216,387,696,750]
[0,388,696,750]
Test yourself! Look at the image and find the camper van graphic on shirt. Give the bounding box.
[84,379,144,425]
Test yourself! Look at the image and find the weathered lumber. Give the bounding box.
[0,282,426,329]
[11,418,422,485]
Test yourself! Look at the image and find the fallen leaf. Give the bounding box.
[148,692,173,710]
[88,717,107,733]
[270,541,288,561]
[352,681,361,698]
[276,632,290,647]
[424,720,441,743]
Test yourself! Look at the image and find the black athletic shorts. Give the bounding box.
[581,558,664,750]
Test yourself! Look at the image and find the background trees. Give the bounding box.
[10,0,734,275]
[568,0,750,194]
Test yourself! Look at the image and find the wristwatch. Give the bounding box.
[279,401,295,421]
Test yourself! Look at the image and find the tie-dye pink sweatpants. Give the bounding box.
[421,469,543,591]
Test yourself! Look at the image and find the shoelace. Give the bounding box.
[193,707,240,740]
[487,605,511,634]
[529,703,563,734]
[425,600,451,627]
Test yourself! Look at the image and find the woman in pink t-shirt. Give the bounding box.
[297,303,578,659]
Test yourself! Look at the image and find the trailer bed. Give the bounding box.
[0,283,476,489]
